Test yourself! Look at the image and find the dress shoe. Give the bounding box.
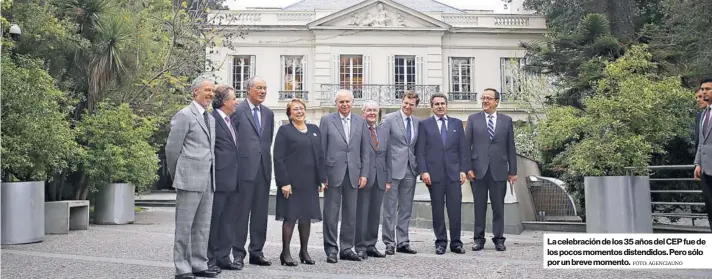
[366,248,386,258]
[495,242,506,251]
[208,264,222,273]
[232,257,244,270]
[299,250,315,265]
[249,255,272,266]
[193,269,219,278]
[385,245,395,255]
[356,250,368,260]
[435,246,446,255]
[472,242,485,251]
[450,246,466,254]
[217,261,241,270]
[175,273,195,279]
[396,245,417,254]
[339,250,362,261]
[326,253,338,263]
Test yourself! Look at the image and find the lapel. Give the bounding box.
[349,115,359,143]
[332,113,348,144]
[446,117,456,147]
[704,110,712,142]
[190,102,209,138]
[494,113,505,140]
[243,102,260,137]
[395,111,407,143]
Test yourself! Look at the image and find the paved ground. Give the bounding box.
[3,207,712,279]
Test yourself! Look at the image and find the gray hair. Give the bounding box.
[191,74,215,97]
[333,89,354,103]
[244,76,264,91]
[362,100,379,111]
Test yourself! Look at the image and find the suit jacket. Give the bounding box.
[165,101,216,192]
[364,124,391,190]
[695,109,712,174]
[231,101,274,182]
[319,112,371,188]
[415,116,468,183]
[211,109,239,192]
[465,111,517,182]
[273,123,327,189]
[380,111,419,181]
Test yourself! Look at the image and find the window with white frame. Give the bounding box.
[449,57,475,101]
[500,57,524,101]
[281,56,307,100]
[230,55,255,98]
[394,56,416,96]
[339,55,363,98]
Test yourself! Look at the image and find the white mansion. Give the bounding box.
[207,0,547,125]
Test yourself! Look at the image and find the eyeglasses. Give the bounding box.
[480,97,497,101]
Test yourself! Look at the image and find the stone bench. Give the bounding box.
[45,200,90,234]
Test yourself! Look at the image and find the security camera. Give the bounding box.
[9,24,21,41]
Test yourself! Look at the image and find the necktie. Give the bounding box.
[203,111,211,138]
[704,109,711,134]
[252,107,262,135]
[343,117,350,143]
[370,125,379,150]
[440,117,447,145]
[487,115,495,140]
[406,117,412,144]
[224,116,236,145]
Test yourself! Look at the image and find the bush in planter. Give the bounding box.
[76,103,159,194]
[1,55,79,182]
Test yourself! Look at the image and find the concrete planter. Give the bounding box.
[1,181,45,244]
[584,176,653,233]
[94,183,135,225]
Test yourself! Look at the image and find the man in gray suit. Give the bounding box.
[355,100,391,260]
[231,76,275,268]
[465,88,517,252]
[165,75,219,279]
[693,78,712,232]
[380,91,420,255]
[320,89,371,263]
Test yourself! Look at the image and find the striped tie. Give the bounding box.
[487,115,495,140]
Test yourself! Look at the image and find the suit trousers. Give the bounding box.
[429,179,463,248]
[355,182,386,252]
[208,189,240,265]
[472,169,507,242]
[174,188,214,275]
[233,164,270,259]
[323,170,358,255]
[700,173,712,232]
[381,168,416,247]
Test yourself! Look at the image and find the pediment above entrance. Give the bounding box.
[307,0,450,30]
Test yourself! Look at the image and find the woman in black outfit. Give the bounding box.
[273,98,326,266]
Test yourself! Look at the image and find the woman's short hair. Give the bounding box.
[286,98,307,119]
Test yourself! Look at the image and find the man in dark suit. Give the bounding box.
[465,88,517,252]
[695,88,708,149]
[207,85,241,271]
[415,93,468,255]
[319,89,370,263]
[165,75,218,279]
[231,76,275,268]
[355,101,390,260]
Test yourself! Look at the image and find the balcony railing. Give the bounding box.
[279,90,309,100]
[449,92,478,101]
[319,84,440,107]
[235,90,248,99]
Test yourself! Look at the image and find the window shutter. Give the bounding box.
[364,55,371,85]
[387,55,395,85]
[280,56,285,91]
[332,54,339,85]
[301,55,308,97]
[416,56,423,85]
[227,57,234,89]
[469,57,476,93]
[249,55,256,76]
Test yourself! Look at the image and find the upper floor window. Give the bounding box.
[230,55,255,98]
[339,55,364,98]
[281,56,307,100]
[449,57,475,101]
[501,57,524,101]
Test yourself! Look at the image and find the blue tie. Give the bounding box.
[487,115,495,140]
[440,117,447,145]
[253,107,262,135]
[406,117,412,144]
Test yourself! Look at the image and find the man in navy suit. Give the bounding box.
[207,85,241,271]
[415,93,468,255]
[695,88,708,150]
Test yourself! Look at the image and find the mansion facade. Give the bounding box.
[206,0,547,126]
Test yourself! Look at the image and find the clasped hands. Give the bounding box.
[281,183,327,199]
[421,170,517,186]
